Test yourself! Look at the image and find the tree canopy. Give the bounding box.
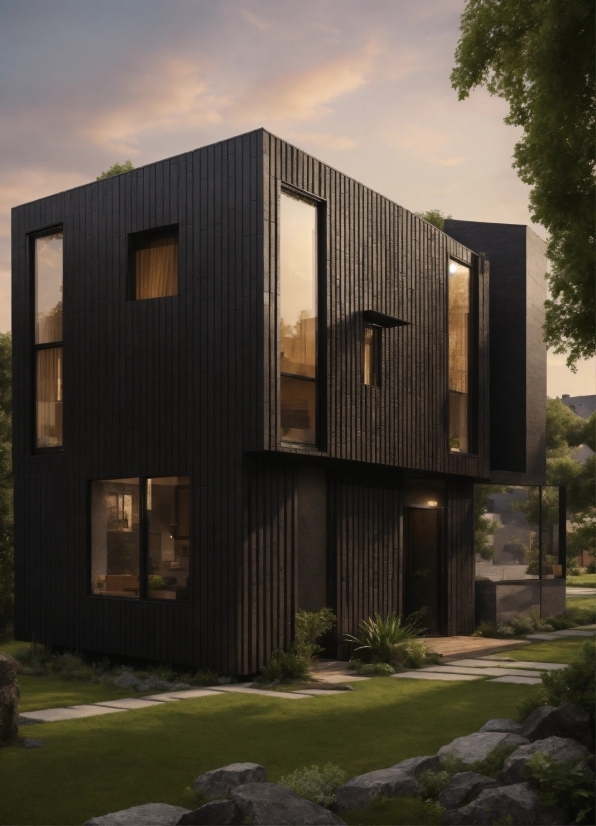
[415,209,452,232]
[451,0,595,369]
[0,333,12,636]
[546,397,590,451]
[96,160,134,180]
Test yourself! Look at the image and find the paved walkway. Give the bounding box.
[19,627,595,724]
[566,587,596,597]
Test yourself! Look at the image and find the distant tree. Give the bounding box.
[546,397,587,451]
[0,333,12,637]
[474,483,506,559]
[96,160,134,181]
[416,209,452,232]
[582,411,596,451]
[451,0,595,370]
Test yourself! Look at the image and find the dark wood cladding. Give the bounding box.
[13,129,488,672]
[444,479,476,636]
[263,132,490,478]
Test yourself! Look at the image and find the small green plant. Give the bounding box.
[401,639,438,668]
[469,743,518,778]
[418,768,451,801]
[527,753,595,824]
[350,660,395,676]
[96,160,134,180]
[294,608,336,661]
[491,816,514,826]
[280,763,347,807]
[148,575,166,590]
[344,612,422,665]
[260,649,311,682]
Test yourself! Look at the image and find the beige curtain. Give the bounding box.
[36,347,63,447]
[136,237,178,299]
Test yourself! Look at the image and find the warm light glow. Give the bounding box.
[427,500,438,507]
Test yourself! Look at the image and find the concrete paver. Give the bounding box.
[292,688,347,696]
[393,671,481,681]
[489,675,542,685]
[210,685,311,699]
[549,629,595,637]
[20,705,127,723]
[95,698,166,710]
[473,659,566,670]
[145,689,220,700]
[525,633,561,641]
[422,665,541,678]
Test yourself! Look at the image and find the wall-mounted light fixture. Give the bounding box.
[426,500,438,508]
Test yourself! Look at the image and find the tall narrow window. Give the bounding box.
[34,230,63,448]
[448,259,471,453]
[363,324,381,386]
[146,476,190,600]
[91,478,141,597]
[279,192,318,445]
[132,227,178,299]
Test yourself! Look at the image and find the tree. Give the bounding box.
[415,209,452,232]
[451,0,595,369]
[96,160,134,181]
[546,397,587,451]
[0,333,12,637]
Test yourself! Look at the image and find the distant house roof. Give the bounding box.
[561,394,596,419]
[569,443,595,465]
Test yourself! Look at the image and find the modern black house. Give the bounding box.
[11,129,564,674]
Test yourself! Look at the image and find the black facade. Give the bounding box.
[12,130,545,674]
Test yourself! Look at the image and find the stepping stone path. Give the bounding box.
[17,626,588,723]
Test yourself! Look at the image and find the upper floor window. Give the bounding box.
[131,226,178,300]
[279,191,318,445]
[34,230,63,449]
[448,259,471,453]
[363,324,381,386]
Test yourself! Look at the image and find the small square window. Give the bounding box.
[131,227,178,300]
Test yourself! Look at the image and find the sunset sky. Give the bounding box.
[2,0,593,397]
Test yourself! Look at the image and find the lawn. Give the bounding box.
[1,676,534,826]
[492,637,588,663]
[566,573,596,587]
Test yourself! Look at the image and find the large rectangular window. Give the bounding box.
[34,230,63,448]
[91,475,190,600]
[448,259,471,453]
[279,191,318,445]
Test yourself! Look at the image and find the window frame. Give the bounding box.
[88,474,191,602]
[278,183,327,450]
[362,322,382,387]
[446,253,478,456]
[128,223,179,301]
[30,225,64,454]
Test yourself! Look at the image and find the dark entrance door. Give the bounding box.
[404,506,442,634]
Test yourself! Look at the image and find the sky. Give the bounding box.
[1,0,593,398]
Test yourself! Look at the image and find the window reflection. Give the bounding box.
[279,192,318,444]
[135,234,178,299]
[448,260,470,453]
[91,479,141,597]
[147,476,190,600]
[35,232,63,344]
[36,348,63,448]
[363,324,381,386]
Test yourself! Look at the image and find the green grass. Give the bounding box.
[1,677,534,826]
[565,596,596,611]
[15,675,135,712]
[567,574,596,587]
[492,638,589,663]
[342,796,442,825]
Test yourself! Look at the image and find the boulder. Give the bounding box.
[441,783,567,825]
[0,653,20,741]
[335,766,419,811]
[193,762,267,797]
[391,754,440,776]
[438,772,500,810]
[501,736,591,784]
[230,782,344,825]
[177,800,242,825]
[521,703,594,749]
[479,718,523,735]
[84,803,191,826]
[437,731,529,765]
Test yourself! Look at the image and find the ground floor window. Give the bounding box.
[91,475,190,600]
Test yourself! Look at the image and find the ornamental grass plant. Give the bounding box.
[344,612,425,667]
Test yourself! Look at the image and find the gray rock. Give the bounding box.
[441,782,567,825]
[501,735,591,784]
[437,731,529,765]
[193,762,267,797]
[391,754,440,777]
[22,738,44,749]
[335,766,419,811]
[84,803,191,826]
[479,718,523,735]
[522,702,594,749]
[438,772,500,810]
[230,782,344,825]
[0,653,20,741]
[177,800,242,825]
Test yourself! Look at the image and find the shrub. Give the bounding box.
[474,621,499,638]
[527,753,595,824]
[280,763,347,808]
[350,660,394,676]
[469,743,518,779]
[418,769,451,801]
[547,604,596,629]
[344,612,422,665]
[148,575,166,590]
[294,608,336,661]
[260,649,310,682]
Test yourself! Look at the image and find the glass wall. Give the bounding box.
[279,191,318,444]
[91,478,141,596]
[448,260,470,453]
[34,231,63,448]
[91,475,190,599]
[147,476,190,600]
[475,485,564,581]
